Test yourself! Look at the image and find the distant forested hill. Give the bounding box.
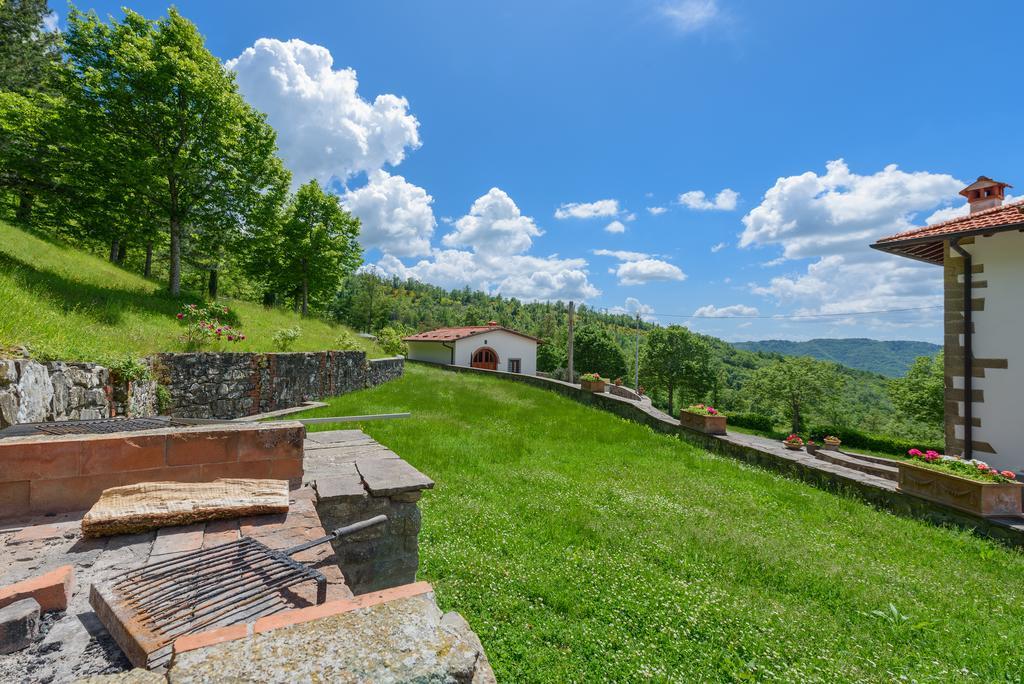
[732,338,942,377]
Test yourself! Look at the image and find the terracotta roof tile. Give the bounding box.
[402,326,541,343]
[876,199,1024,244]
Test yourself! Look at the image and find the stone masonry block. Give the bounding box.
[0,597,40,654]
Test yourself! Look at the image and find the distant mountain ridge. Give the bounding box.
[731,338,942,378]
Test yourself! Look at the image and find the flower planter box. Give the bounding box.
[581,380,606,393]
[678,411,727,435]
[783,442,803,451]
[897,460,1023,517]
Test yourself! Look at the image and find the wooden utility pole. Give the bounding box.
[567,301,575,382]
[634,313,641,390]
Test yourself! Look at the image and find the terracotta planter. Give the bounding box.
[805,443,819,456]
[581,379,606,393]
[823,438,841,449]
[783,441,803,451]
[678,410,727,435]
[897,460,1023,517]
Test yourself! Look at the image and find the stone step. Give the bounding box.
[813,449,899,481]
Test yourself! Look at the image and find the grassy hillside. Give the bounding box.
[733,338,942,377]
[296,365,1024,682]
[0,220,380,363]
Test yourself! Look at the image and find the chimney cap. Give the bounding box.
[959,176,1012,198]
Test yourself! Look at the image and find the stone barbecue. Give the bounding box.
[0,425,492,682]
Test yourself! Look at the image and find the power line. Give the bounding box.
[649,305,942,321]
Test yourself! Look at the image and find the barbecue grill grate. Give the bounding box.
[0,416,227,439]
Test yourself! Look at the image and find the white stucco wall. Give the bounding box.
[454,330,537,375]
[406,341,454,365]
[963,231,1024,472]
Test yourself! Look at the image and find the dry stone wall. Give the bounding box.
[153,352,403,420]
[0,358,157,427]
[0,352,404,427]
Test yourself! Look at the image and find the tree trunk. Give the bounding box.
[16,191,33,223]
[301,277,309,317]
[791,401,801,434]
[144,241,153,277]
[169,216,181,295]
[667,382,675,416]
[110,237,120,263]
[262,291,275,308]
[208,269,218,299]
[117,241,127,264]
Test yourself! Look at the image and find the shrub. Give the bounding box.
[333,329,360,350]
[109,355,151,384]
[176,303,245,350]
[272,326,302,351]
[727,412,776,432]
[377,327,407,356]
[155,384,173,414]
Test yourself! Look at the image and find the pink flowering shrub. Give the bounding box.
[905,448,1019,483]
[177,303,245,350]
[684,403,720,417]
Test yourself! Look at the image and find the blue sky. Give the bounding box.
[68,1,1024,343]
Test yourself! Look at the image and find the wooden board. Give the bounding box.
[82,479,289,538]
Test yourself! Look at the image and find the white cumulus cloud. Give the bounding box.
[592,249,650,261]
[604,220,626,234]
[615,259,686,286]
[661,0,721,33]
[226,38,421,186]
[376,251,599,302]
[693,304,759,318]
[739,160,963,332]
[678,188,739,211]
[554,199,621,219]
[341,171,435,258]
[610,297,657,322]
[442,187,543,255]
[373,188,599,302]
[711,242,727,253]
[647,206,667,215]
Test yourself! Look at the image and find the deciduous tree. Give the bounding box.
[889,351,944,426]
[574,325,628,380]
[745,356,846,433]
[61,7,289,294]
[640,325,715,415]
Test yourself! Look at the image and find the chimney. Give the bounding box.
[959,176,1012,214]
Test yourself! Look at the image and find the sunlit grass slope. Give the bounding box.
[298,364,1024,682]
[0,219,379,362]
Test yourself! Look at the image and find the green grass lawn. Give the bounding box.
[297,364,1024,682]
[0,219,380,362]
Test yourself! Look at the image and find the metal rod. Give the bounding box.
[283,514,387,555]
[290,413,411,425]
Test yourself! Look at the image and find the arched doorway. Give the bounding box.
[471,347,499,370]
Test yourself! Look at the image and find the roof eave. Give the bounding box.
[871,220,1024,265]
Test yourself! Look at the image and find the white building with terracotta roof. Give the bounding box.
[403,322,539,375]
[872,176,1024,473]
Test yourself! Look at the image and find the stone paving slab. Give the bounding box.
[355,458,435,497]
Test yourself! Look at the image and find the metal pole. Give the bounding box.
[634,313,641,390]
[567,301,575,382]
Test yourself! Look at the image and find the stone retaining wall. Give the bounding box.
[416,360,1024,548]
[0,358,157,428]
[0,353,405,427]
[154,352,404,420]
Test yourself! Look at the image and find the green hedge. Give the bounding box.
[726,412,777,433]
[806,424,944,457]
